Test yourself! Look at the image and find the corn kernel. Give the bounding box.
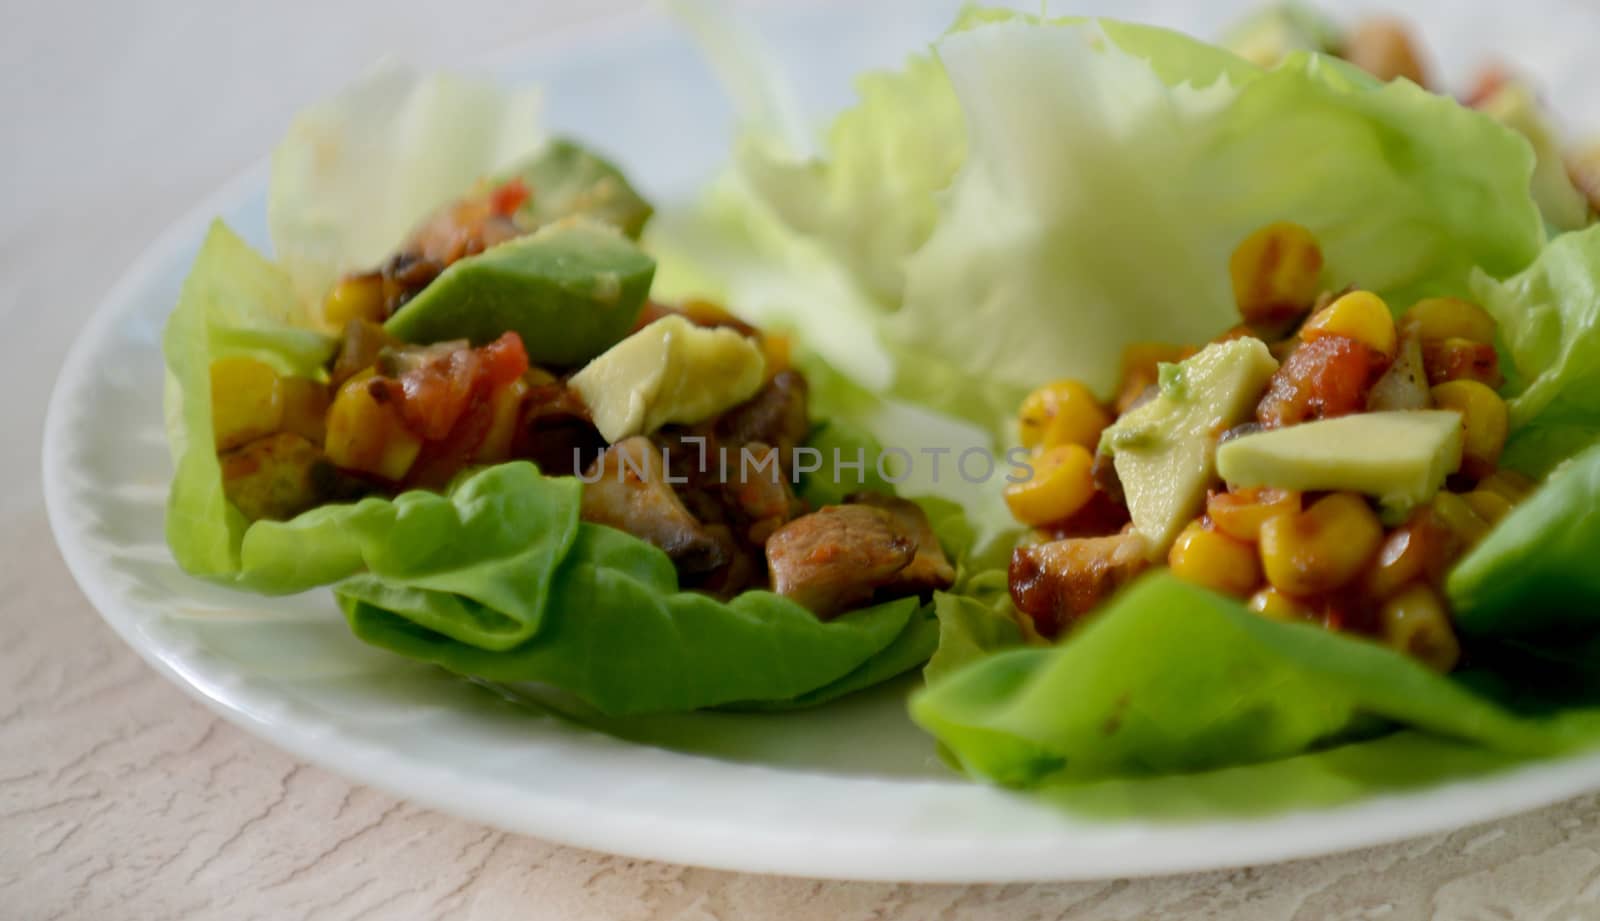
[1229,221,1324,325]
[1363,508,1456,600]
[1431,491,1490,548]
[1169,520,1262,598]
[325,370,423,481]
[682,298,741,327]
[1248,586,1316,624]
[1004,444,1096,526]
[1379,583,1461,673]
[1462,489,1514,525]
[1301,290,1397,359]
[211,357,284,451]
[1018,380,1111,451]
[1476,469,1534,504]
[1431,380,1508,479]
[1259,493,1383,596]
[321,274,386,327]
[1206,487,1300,543]
[1401,297,1497,344]
[475,379,529,464]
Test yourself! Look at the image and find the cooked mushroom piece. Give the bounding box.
[765,505,916,619]
[580,436,726,574]
[1009,532,1150,638]
[715,369,810,459]
[846,493,956,595]
[723,442,804,545]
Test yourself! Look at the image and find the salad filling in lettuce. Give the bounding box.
[658,8,1600,789]
[164,70,967,715]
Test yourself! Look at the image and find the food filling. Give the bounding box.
[1005,221,1526,671]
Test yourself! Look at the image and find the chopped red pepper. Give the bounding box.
[489,178,530,218]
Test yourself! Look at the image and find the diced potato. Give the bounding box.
[211,357,284,451]
[220,432,326,522]
[280,377,331,446]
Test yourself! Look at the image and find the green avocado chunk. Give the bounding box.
[1101,338,1279,558]
[504,138,653,240]
[384,219,655,366]
[1217,410,1464,519]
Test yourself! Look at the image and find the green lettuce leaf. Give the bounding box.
[1474,224,1600,429]
[163,221,337,578]
[341,522,922,714]
[1449,442,1600,637]
[892,17,1542,430]
[922,579,1024,686]
[912,573,1600,785]
[735,51,965,305]
[268,66,542,307]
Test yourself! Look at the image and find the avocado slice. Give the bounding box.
[504,138,653,240]
[570,314,767,442]
[384,219,655,366]
[1101,338,1279,558]
[1217,410,1464,519]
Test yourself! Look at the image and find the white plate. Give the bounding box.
[43,0,1600,882]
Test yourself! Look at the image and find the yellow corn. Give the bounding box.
[321,274,386,327]
[1229,221,1324,324]
[1378,583,1461,673]
[325,370,423,481]
[1300,290,1397,359]
[1476,469,1534,504]
[211,357,284,451]
[1018,379,1111,451]
[1248,586,1315,624]
[1259,493,1383,597]
[1431,491,1490,548]
[1401,297,1497,344]
[1462,489,1514,525]
[1004,444,1096,526]
[1206,487,1301,543]
[1169,520,1262,598]
[475,379,529,464]
[1431,380,1508,479]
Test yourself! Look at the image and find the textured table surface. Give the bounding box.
[8,2,1600,919]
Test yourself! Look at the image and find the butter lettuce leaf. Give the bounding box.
[912,573,1600,785]
[1474,224,1600,430]
[268,67,542,308]
[893,17,1541,429]
[341,523,922,714]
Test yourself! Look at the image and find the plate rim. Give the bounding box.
[40,3,1600,883]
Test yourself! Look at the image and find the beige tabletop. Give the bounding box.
[7,2,1600,918]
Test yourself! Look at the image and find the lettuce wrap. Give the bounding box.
[162,70,965,715]
[659,9,1600,791]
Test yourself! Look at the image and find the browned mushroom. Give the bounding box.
[1009,532,1150,638]
[580,436,726,573]
[765,505,916,619]
[846,493,956,596]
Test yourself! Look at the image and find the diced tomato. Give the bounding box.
[489,178,530,217]
[1256,335,1385,429]
[387,348,480,441]
[404,391,501,489]
[477,331,530,390]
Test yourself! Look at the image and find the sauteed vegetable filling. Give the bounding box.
[1005,222,1526,671]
